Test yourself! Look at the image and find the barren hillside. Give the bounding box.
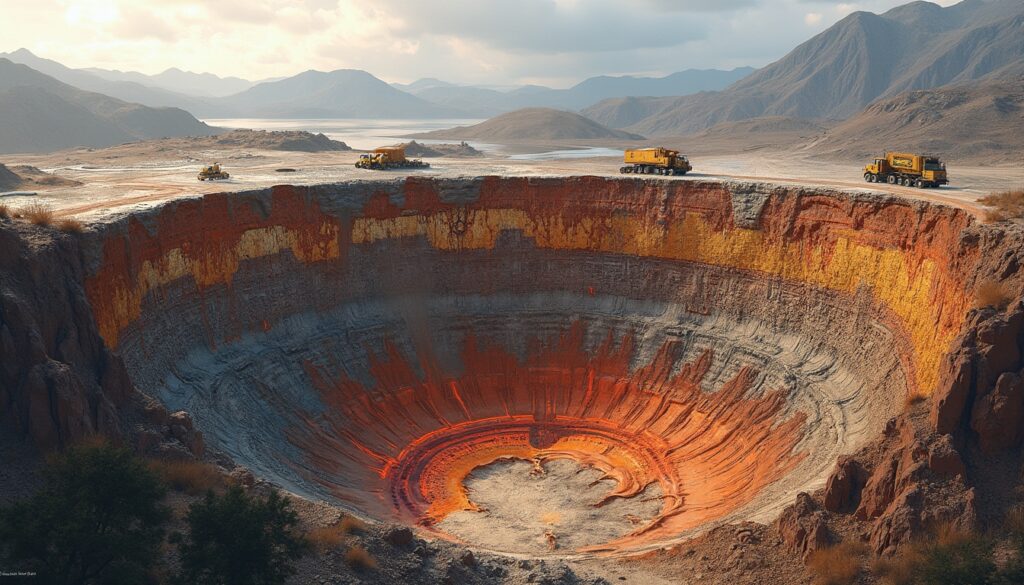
[413,108,645,141]
[806,79,1024,163]
[585,0,1024,136]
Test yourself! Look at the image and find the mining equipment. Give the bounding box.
[863,152,948,188]
[197,163,229,181]
[620,147,691,176]
[355,146,430,171]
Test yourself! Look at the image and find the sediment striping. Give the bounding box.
[61,176,986,555]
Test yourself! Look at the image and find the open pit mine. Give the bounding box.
[3,176,1024,560]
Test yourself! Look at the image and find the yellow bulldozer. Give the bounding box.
[620,147,691,176]
[863,152,948,188]
[355,146,429,171]
[197,163,229,181]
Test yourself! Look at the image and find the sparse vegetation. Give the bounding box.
[980,190,1024,222]
[172,485,308,585]
[339,515,367,535]
[916,526,996,585]
[21,202,54,226]
[904,390,927,407]
[306,523,349,552]
[0,202,9,218]
[872,548,922,585]
[975,279,1012,310]
[343,545,377,571]
[1006,504,1024,541]
[149,459,224,496]
[807,541,867,585]
[0,441,169,585]
[57,217,85,233]
[873,525,999,585]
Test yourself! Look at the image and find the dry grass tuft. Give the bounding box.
[57,218,85,234]
[871,549,921,585]
[807,541,868,585]
[1006,505,1024,540]
[148,459,223,495]
[307,523,348,552]
[0,203,9,218]
[343,545,377,570]
[980,190,1024,222]
[21,202,54,226]
[339,516,367,535]
[975,279,1012,310]
[904,391,927,407]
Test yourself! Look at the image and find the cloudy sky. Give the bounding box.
[1,0,961,87]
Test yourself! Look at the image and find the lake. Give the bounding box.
[202,118,626,160]
[202,118,491,151]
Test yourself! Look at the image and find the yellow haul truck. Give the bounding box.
[355,146,429,171]
[620,147,692,176]
[863,152,948,188]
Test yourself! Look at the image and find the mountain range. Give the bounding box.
[1,0,1021,157]
[0,49,753,119]
[398,68,755,117]
[0,58,216,154]
[584,0,1024,136]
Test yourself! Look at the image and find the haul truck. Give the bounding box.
[620,147,692,176]
[355,146,429,171]
[863,152,948,188]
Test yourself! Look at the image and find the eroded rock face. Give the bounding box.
[4,176,1023,557]
[0,221,128,448]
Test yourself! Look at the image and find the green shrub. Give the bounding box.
[173,485,308,585]
[0,441,169,585]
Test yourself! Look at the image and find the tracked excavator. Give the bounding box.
[197,163,229,181]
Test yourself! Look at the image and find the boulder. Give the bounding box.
[823,456,866,513]
[776,492,832,560]
[970,371,1024,453]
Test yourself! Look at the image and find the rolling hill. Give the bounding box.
[412,108,644,141]
[0,58,217,154]
[585,0,1024,136]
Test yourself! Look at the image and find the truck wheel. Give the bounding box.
[915,180,924,188]
[887,175,897,184]
[903,177,912,187]
[864,173,872,182]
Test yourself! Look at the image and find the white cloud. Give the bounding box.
[0,0,970,86]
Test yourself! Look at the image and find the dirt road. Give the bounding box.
[2,146,1018,219]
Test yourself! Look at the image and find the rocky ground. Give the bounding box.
[2,139,1022,220]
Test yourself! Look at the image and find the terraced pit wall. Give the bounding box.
[0,177,1004,555]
